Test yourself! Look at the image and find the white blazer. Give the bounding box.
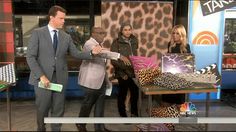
[78,37,120,89]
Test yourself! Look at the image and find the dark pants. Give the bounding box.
[34,72,65,131]
[162,94,186,104]
[78,81,106,131]
[117,77,138,117]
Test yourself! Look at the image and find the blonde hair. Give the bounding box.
[169,24,187,53]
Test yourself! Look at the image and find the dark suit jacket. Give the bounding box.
[26,26,92,88]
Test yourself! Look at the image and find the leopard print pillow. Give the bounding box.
[151,105,180,131]
[137,68,161,86]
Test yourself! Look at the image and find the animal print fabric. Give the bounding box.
[153,72,193,90]
[136,67,161,86]
[175,73,216,84]
[151,105,180,131]
[101,1,173,78]
[136,123,170,131]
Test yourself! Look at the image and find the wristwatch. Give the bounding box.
[90,50,94,56]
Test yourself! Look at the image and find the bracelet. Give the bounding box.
[90,50,93,56]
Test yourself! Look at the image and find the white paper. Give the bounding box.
[100,50,120,60]
[105,81,112,96]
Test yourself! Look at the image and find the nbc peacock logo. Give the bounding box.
[192,31,218,45]
[180,102,197,116]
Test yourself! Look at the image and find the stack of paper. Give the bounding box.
[38,82,63,92]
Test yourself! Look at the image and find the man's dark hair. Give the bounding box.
[47,5,66,20]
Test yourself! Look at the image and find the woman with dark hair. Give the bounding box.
[110,23,139,117]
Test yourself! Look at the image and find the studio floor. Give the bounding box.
[1,95,236,131]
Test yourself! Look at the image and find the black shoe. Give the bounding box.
[123,123,132,125]
[104,128,111,132]
[76,124,87,132]
[131,114,138,117]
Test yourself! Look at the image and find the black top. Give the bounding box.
[168,43,191,53]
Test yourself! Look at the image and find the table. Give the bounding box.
[0,81,11,131]
[134,80,217,131]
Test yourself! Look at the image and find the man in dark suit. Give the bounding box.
[26,5,101,131]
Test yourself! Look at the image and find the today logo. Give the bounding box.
[180,102,197,116]
[192,31,218,45]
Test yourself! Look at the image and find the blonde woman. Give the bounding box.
[162,24,191,105]
[168,24,190,54]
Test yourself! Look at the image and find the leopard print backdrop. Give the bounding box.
[101,1,173,78]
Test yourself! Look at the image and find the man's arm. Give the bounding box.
[26,30,44,80]
[68,37,101,59]
[98,49,120,60]
[26,30,50,87]
[99,49,132,66]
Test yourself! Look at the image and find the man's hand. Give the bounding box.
[122,75,128,80]
[120,55,131,66]
[91,45,102,55]
[40,75,50,88]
